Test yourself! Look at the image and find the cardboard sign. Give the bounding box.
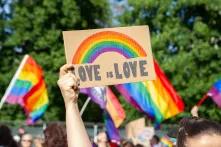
[63,26,155,88]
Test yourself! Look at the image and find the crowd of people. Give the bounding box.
[93,131,163,147]
[0,124,165,147]
[0,123,165,147]
[0,125,42,147]
[1,64,221,147]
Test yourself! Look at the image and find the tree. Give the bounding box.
[119,0,221,122]
[0,0,110,122]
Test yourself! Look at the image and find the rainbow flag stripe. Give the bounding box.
[2,55,48,124]
[73,30,184,122]
[208,79,221,107]
[161,136,174,147]
[81,86,125,128]
[104,111,121,142]
[106,87,125,128]
[80,87,107,109]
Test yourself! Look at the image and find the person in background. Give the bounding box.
[0,124,19,147]
[150,135,162,147]
[177,117,221,147]
[13,127,26,144]
[18,127,26,139]
[94,131,120,147]
[34,135,44,147]
[43,123,67,147]
[95,131,109,147]
[121,141,134,147]
[20,133,33,147]
[13,135,20,143]
[57,64,92,147]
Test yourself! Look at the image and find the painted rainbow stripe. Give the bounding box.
[72,31,146,64]
[73,30,184,122]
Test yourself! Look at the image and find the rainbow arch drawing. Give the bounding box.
[72,31,147,64]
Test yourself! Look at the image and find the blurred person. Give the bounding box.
[34,135,44,147]
[14,127,26,144]
[20,133,33,147]
[95,131,108,147]
[57,64,91,147]
[120,139,127,145]
[122,141,134,147]
[0,124,19,147]
[18,127,26,138]
[13,135,20,143]
[135,144,144,147]
[94,131,120,147]
[43,123,67,147]
[150,135,162,147]
[177,117,221,147]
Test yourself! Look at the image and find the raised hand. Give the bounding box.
[57,64,80,108]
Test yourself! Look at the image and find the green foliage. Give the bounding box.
[119,0,221,122]
[0,0,110,122]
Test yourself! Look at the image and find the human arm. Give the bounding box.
[57,64,92,147]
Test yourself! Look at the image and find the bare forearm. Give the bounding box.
[66,103,92,147]
[58,64,91,147]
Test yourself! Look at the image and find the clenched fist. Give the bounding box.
[57,64,80,108]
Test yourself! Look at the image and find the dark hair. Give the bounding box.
[135,144,144,147]
[122,141,134,147]
[152,135,160,143]
[43,123,67,147]
[0,124,19,147]
[177,117,221,147]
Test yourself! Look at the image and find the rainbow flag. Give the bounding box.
[104,111,121,143]
[81,87,124,141]
[80,87,106,109]
[81,86,125,127]
[106,87,125,128]
[207,79,221,107]
[0,55,48,124]
[116,61,184,122]
[161,136,174,147]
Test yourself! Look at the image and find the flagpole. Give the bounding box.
[197,93,209,106]
[93,124,98,140]
[80,97,91,116]
[0,55,29,109]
